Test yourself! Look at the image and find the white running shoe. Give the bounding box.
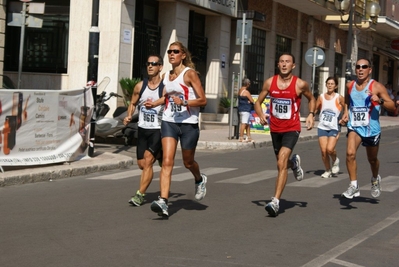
[331,158,340,175]
[291,154,303,181]
[321,170,332,179]
[341,184,360,199]
[371,175,381,198]
[194,174,207,201]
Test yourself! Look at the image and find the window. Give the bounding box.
[4,0,70,73]
[245,28,266,94]
[335,53,344,77]
[275,35,292,74]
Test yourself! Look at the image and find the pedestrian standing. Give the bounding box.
[238,78,255,142]
[340,58,396,199]
[315,76,346,178]
[123,54,164,206]
[254,53,316,217]
[149,41,208,218]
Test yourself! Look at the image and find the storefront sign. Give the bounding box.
[180,0,237,17]
[0,88,94,166]
[391,39,399,51]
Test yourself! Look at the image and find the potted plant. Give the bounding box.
[119,77,141,106]
[219,97,231,113]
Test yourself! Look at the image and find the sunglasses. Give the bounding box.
[167,49,180,54]
[146,62,161,67]
[356,64,370,69]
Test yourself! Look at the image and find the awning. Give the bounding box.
[376,48,399,61]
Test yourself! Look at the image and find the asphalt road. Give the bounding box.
[1,128,399,267]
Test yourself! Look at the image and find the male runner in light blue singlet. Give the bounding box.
[340,58,395,199]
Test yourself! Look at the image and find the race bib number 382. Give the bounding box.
[350,106,369,126]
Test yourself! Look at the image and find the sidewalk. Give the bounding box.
[1,116,398,187]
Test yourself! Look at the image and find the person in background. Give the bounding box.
[238,78,256,142]
[123,54,164,206]
[254,53,316,217]
[315,76,346,178]
[148,41,207,218]
[340,58,396,199]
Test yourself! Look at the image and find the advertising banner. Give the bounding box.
[0,88,94,166]
[250,95,270,134]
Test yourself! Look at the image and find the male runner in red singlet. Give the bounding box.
[254,53,316,217]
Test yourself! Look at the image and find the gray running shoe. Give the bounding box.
[195,173,207,201]
[291,154,303,181]
[332,158,340,174]
[341,184,360,199]
[371,175,381,198]
[321,170,332,179]
[151,197,169,217]
[128,190,145,206]
[265,198,279,217]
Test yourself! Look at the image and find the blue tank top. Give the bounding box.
[238,93,252,112]
[347,79,381,137]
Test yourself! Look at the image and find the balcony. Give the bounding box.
[274,0,337,16]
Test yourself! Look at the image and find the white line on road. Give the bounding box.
[301,210,399,267]
[153,167,237,182]
[216,170,278,184]
[86,166,180,180]
[287,175,347,187]
[359,176,399,192]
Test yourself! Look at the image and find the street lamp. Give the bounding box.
[334,0,381,82]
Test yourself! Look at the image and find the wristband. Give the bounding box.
[309,112,315,116]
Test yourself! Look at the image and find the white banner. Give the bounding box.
[0,88,94,166]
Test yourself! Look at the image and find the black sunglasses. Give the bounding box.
[356,64,370,69]
[146,62,161,67]
[167,49,180,54]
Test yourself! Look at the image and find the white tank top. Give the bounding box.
[137,84,162,129]
[317,93,342,131]
[162,67,200,124]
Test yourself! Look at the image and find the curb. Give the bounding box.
[0,152,133,187]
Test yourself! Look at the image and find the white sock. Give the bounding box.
[272,197,279,205]
[350,180,358,187]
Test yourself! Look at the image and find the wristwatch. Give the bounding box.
[182,100,188,106]
[379,98,385,105]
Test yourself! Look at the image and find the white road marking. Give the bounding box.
[287,175,347,187]
[301,210,399,267]
[359,176,399,192]
[87,166,179,180]
[153,167,237,182]
[330,258,365,267]
[216,170,278,184]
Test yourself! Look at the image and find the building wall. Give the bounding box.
[0,0,5,87]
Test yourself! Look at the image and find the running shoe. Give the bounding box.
[128,190,145,206]
[341,184,360,199]
[150,197,169,217]
[331,157,340,175]
[194,173,207,201]
[371,175,381,198]
[321,170,332,179]
[291,154,304,181]
[265,197,279,217]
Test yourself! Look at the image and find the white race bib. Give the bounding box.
[350,107,369,127]
[272,98,291,119]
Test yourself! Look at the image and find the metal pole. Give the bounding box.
[17,2,27,89]
[229,13,246,139]
[312,47,317,96]
[88,0,100,157]
[345,0,354,83]
[228,72,235,139]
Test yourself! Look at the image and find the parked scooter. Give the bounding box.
[92,77,138,144]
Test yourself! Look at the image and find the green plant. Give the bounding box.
[219,97,231,108]
[119,77,141,106]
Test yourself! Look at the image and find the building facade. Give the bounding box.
[1,0,399,116]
